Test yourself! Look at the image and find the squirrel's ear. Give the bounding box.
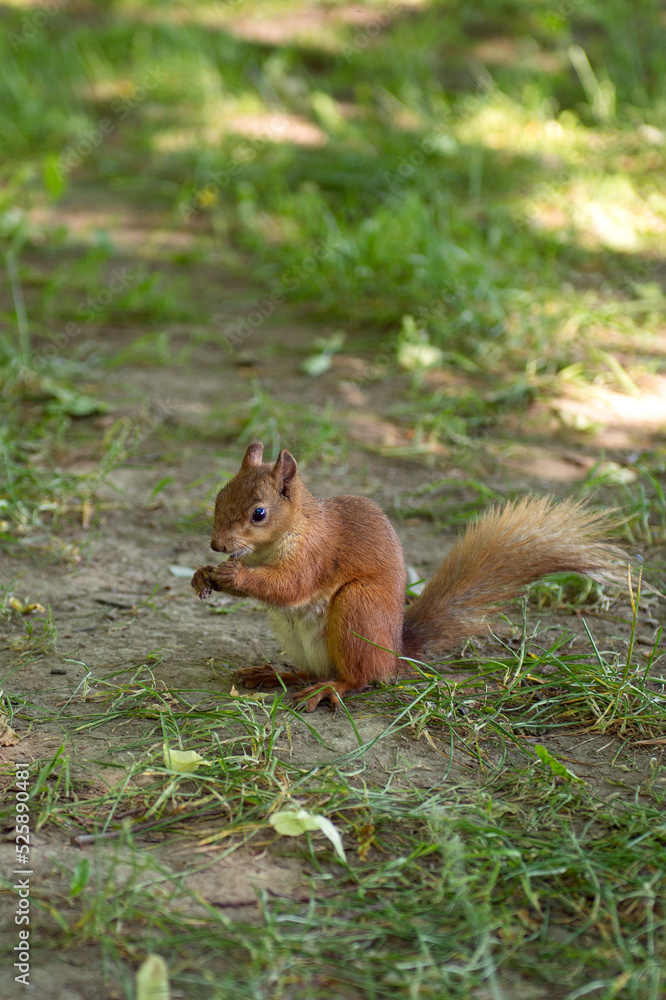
[272,449,298,496]
[241,442,263,468]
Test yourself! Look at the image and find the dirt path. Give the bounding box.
[1,213,665,998]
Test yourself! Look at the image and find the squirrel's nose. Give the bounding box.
[210,539,226,553]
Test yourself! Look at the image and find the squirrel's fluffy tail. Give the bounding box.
[402,497,624,659]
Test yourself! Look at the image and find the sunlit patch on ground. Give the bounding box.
[223,0,428,48]
[28,204,201,253]
[121,0,422,49]
[502,447,596,485]
[2,0,666,994]
[550,376,666,448]
[455,93,586,157]
[527,176,666,252]
[223,110,327,147]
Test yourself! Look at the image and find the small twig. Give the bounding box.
[72,817,175,846]
[94,598,137,609]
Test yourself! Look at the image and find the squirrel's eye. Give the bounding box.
[251,507,267,522]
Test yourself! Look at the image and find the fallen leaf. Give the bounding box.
[534,744,583,782]
[168,565,196,578]
[270,808,347,862]
[8,597,46,615]
[0,717,20,746]
[162,744,212,773]
[136,954,170,1000]
[81,499,94,529]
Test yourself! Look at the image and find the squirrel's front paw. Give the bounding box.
[191,561,242,599]
[208,560,241,591]
[191,565,216,600]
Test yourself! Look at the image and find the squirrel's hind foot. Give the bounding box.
[233,664,305,690]
[292,680,363,713]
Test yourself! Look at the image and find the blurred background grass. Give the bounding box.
[1,0,666,539]
[3,0,666,337]
[2,7,666,996]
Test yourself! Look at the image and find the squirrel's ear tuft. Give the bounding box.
[272,449,298,496]
[241,442,264,468]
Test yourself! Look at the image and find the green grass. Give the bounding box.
[1,1,666,997]
[2,0,666,460]
[210,382,348,465]
[1,604,665,997]
[0,308,137,555]
[2,0,666,401]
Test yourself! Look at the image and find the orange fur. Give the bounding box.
[403,497,622,658]
[192,444,623,710]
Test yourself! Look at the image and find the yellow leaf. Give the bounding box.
[82,499,94,529]
[162,744,212,773]
[8,597,46,615]
[270,808,346,862]
[136,954,170,1000]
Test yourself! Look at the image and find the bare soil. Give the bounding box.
[1,227,664,998]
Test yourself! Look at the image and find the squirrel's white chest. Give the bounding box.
[267,599,335,678]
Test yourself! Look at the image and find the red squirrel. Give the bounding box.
[192,442,621,711]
